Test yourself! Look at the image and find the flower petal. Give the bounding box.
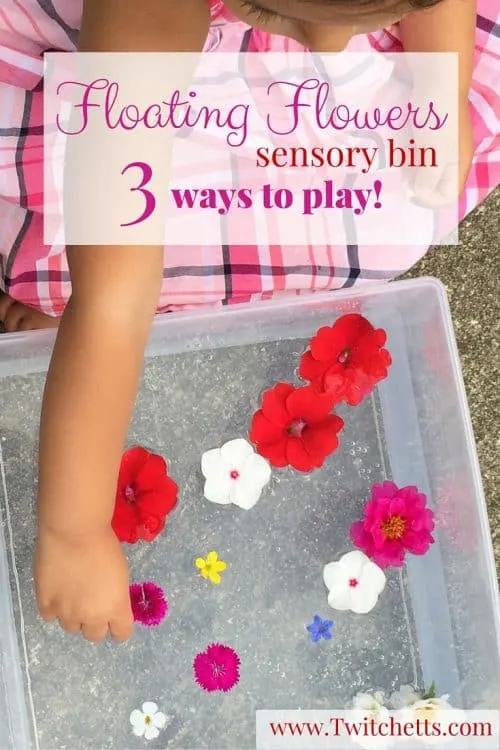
[350,586,380,614]
[337,550,367,578]
[130,710,145,728]
[360,560,387,595]
[220,438,254,467]
[195,558,206,570]
[119,447,150,489]
[231,482,263,510]
[241,453,272,490]
[153,712,167,729]
[142,702,158,715]
[208,571,221,584]
[206,551,218,564]
[144,725,160,741]
[201,448,223,479]
[286,438,317,472]
[322,561,346,591]
[302,417,343,459]
[135,452,168,492]
[132,724,146,738]
[261,382,294,424]
[327,586,352,611]
[214,560,227,572]
[249,410,285,446]
[298,350,328,384]
[253,434,288,467]
[203,477,232,505]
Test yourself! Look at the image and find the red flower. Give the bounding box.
[249,383,344,472]
[299,314,392,406]
[112,447,178,544]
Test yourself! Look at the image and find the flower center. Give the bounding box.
[381,515,406,540]
[124,485,136,504]
[337,348,350,364]
[212,662,225,676]
[286,418,307,437]
[145,716,152,725]
[349,578,359,588]
[229,469,240,480]
[140,585,151,610]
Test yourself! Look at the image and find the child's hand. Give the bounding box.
[35,525,134,643]
[408,98,474,208]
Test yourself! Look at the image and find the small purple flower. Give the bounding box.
[130,582,168,627]
[306,615,334,643]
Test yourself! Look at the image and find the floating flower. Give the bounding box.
[193,643,240,692]
[299,314,392,406]
[394,684,464,745]
[306,615,334,643]
[129,702,168,741]
[195,550,227,584]
[201,438,271,510]
[129,582,168,627]
[323,550,386,614]
[350,690,391,749]
[249,383,344,472]
[350,481,435,569]
[112,447,178,544]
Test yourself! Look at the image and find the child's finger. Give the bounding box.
[38,606,57,623]
[58,617,82,635]
[81,621,109,644]
[109,609,134,642]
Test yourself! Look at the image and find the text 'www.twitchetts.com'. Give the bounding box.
[255,711,500,749]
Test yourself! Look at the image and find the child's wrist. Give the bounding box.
[37,513,112,543]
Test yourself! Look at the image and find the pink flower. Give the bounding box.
[350,481,435,569]
[193,643,240,692]
[130,582,168,627]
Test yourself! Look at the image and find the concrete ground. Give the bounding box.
[406,188,500,571]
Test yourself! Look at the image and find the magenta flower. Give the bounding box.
[350,481,435,569]
[129,582,168,627]
[193,643,240,692]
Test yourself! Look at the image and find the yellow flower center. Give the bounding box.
[381,515,406,540]
[145,716,152,725]
[414,705,438,723]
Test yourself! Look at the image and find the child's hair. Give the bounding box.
[211,0,442,24]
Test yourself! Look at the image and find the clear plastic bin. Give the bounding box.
[0,277,499,750]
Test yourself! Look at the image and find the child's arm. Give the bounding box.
[399,0,475,98]
[400,0,476,193]
[35,0,209,643]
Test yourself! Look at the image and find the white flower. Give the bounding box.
[398,696,465,746]
[129,702,168,741]
[350,691,393,749]
[201,438,271,510]
[323,550,386,614]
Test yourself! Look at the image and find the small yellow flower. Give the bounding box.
[195,550,227,584]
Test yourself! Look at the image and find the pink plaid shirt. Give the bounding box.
[0,0,499,315]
